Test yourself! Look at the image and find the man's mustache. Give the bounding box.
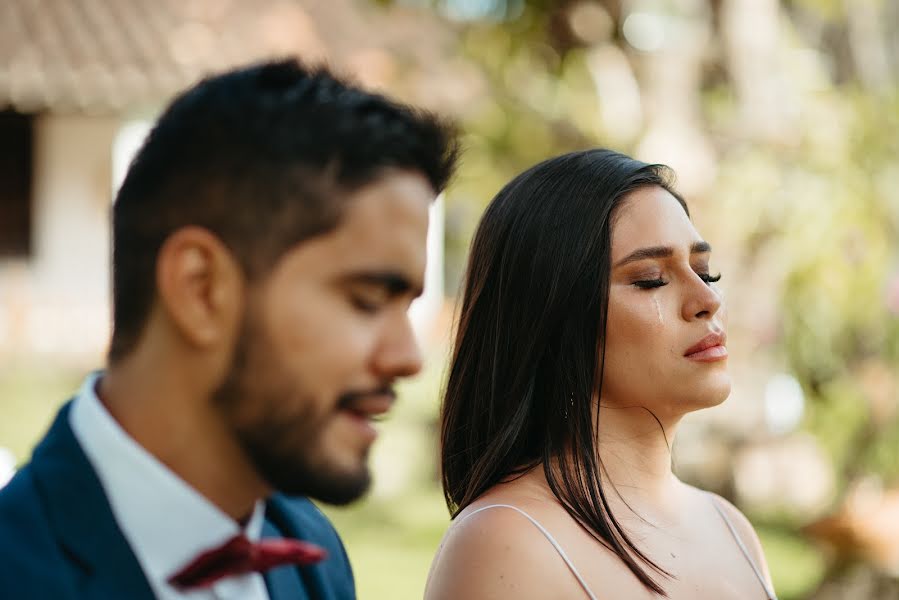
[337,386,397,410]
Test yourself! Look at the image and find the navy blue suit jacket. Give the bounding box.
[0,402,356,600]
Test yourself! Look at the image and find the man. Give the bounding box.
[0,59,457,599]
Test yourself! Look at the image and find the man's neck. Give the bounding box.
[98,358,268,521]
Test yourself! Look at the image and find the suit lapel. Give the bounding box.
[262,517,311,600]
[264,495,335,600]
[29,403,155,600]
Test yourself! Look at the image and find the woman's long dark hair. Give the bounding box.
[441,149,687,596]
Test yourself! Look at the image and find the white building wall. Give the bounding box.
[0,114,447,365]
[0,114,119,363]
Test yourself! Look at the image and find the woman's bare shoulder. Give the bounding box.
[702,490,774,584]
[705,492,760,544]
[424,498,581,600]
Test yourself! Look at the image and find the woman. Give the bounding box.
[425,149,775,599]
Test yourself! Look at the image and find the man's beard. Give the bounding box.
[211,313,372,505]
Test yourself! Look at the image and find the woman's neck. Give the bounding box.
[593,403,686,523]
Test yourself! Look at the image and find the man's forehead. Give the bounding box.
[273,173,431,283]
[340,171,433,223]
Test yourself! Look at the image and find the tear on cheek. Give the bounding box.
[652,296,664,325]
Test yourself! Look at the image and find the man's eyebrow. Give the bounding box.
[614,241,712,268]
[340,271,423,297]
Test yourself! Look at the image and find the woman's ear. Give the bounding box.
[155,226,244,350]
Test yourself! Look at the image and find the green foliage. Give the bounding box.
[757,524,827,600]
[777,91,899,488]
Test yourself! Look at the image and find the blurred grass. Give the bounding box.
[757,524,827,600]
[321,488,449,599]
[0,364,81,463]
[1,365,828,599]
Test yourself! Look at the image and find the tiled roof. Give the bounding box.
[0,0,459,114]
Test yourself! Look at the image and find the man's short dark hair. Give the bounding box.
[109,59,459,362]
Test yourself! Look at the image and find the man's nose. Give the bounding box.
[372,312,424,378]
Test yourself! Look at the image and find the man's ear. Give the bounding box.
[155,227,244,349]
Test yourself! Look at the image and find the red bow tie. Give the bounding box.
[168,534,327,590]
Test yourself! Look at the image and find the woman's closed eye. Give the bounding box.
[632,271,722,290]
[633,278,667,289]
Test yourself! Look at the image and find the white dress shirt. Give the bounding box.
[69,371,271,600]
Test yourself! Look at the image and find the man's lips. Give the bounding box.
[683,331,727,360]
[338,390,396,419]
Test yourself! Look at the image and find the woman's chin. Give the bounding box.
[669,375,732,414]
[694,377,732,409]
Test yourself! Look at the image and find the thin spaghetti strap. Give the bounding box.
[457,504,598,600]
[707,494,778,600]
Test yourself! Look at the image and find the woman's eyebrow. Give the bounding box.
[614,241,711,268]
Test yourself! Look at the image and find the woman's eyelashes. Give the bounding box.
[631,271,722,289]
[633,277,666,289]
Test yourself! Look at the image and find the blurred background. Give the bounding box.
[1,0,899,598]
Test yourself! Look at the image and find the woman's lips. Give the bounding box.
[685,345,728,361]
[684,331,727,362]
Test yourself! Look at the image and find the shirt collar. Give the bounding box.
[69,371,265,593]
